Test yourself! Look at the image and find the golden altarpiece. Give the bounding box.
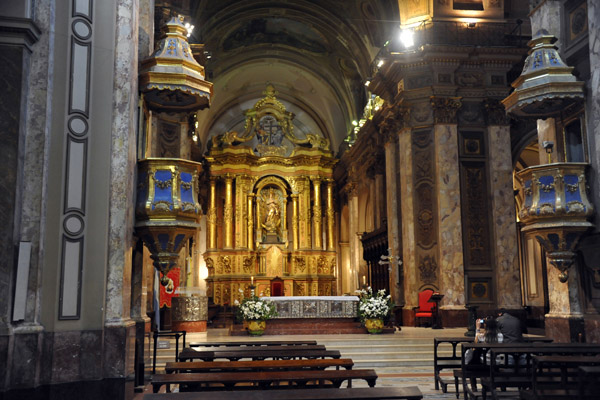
[205,85,338,305]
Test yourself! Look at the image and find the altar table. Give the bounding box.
[260,296,359,319]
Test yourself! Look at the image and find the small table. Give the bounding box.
[430,293,444,329]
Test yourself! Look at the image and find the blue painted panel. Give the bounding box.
[564,174,583,212]
[537,175,556,214]
[158,233,170,251]
[153,170,173,210]
[173,234,186,251]
[180,172,194,204]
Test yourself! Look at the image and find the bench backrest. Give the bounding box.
[164,358,354,373]
[189,340,318,348]
[179,348,341,361]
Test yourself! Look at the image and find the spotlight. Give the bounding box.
[377,59,384,68]
[400,29,414,48]
[364,80,371,87]
[352,120,358,126]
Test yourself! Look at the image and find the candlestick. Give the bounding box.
[251,276,254,284]
[362,276,366,286]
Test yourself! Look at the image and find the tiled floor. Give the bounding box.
[138,326,527,399]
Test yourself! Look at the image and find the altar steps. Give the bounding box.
[147,329,461,372]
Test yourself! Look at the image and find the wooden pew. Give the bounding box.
[206,344,326,352]
[189,340,318,348]
[435,336,553,397]
[434,337,473,393]
[151,369,378,392]
[143,386,424,399]
[518,355,600,400]
[474,344,600,400]
[165,358,354,373]
[578,366,600,399]
[179,347,342,362]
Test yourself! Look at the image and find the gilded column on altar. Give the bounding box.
[224,174,233,249]
[292,193,299,250]
[247,193,254,250]
[326,180,335,251]
[312,177,322,249]
[207,178,217,249]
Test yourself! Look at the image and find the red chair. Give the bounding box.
[413,288,436,327]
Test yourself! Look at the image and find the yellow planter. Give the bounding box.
[365,318,384,334]
[247,320,266,336]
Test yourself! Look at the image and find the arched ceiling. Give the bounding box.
[189,0,399,154]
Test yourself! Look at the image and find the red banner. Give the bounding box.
[159,267,180,308]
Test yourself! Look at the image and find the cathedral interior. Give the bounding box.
[1,0,600,398]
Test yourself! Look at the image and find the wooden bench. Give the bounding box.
[518,355,600,400]
[434,337,473,393]
[143,386,423,399]
[165,358,354,373]
[151,369,378,392]
[578,366,600,399]
[179,348,342,362]
[205,344,326,352]
[476,344,600,400]
[435,336,553,398]
[189,340,318,348]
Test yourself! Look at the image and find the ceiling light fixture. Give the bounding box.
[399,28,414,48]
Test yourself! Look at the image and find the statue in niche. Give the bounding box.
[259,187,283,243]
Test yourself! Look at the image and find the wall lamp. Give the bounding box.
[543,140,554,164]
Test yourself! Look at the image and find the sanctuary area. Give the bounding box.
[2,0,600,399]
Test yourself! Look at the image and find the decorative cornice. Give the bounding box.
[0,16,41,52]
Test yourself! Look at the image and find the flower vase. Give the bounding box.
[365,318,384,334]
[247,320,266,336]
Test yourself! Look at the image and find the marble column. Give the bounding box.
[545,263,584,342]
[487,125,521,308]
[104,0,139,382]
[207,178,217,249]
[530,0,562,46]
[398,129,417,310]
[385,136,402,306]
[434,124,465,310]
[348,185,359,292]
[312,178,323,249]
[326,180,335,251]
[536,118,559,164]
[374,174,385,230]
[584,0,600,340]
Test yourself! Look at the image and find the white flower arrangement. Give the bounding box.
[355,287,393,321]
[237,289,277,321]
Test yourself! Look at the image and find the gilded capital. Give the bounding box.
[483,98,510,126]
[431,96,462,124]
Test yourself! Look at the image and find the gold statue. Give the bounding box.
[262,188,281,234]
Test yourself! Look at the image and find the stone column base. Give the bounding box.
[545,315,585,343]
[171,320,207,332]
